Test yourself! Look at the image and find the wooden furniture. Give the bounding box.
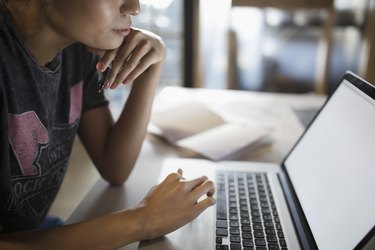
[360,0,375,86]
[228,0,335,94]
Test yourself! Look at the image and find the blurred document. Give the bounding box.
[149,103,270,161]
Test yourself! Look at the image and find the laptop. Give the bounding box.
[138,71,375,250]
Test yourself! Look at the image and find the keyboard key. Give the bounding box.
[240,212,250,218]
[216,237,222,244]
[230,214,239,221]
[266,229,276,235]
[241,218,250,224]
[242,232,253,239]
[268,244,280,250]
[252,216,262,223]
[251,211,261,217]
[277,231,284,238]
[276,223,283,231]
[253,223,263,230]
[279,239,287,247]
[219,245,229,250]
[264,222,274,228]
[230,221,240,227]
[229,203,238,208]
[216,220,228,228]
[216,228,228,236]
[229,208,238,214]
[240,206,249,212]
[230,235,241,243]
[243,239,254,247]
[230,227,240,235]
[254,230,265,238]
[263,215,273,221]
[255,238,267,246]
[230,243,241,250]
[242,225,252,232]
[266,235,278,243]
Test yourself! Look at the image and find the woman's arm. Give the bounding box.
[0,171,215,249]
[78,28,165,185]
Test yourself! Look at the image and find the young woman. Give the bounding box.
[0,0,216,248]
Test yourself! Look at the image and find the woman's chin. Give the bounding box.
[86,46,107,56]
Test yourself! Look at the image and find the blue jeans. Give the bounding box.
[38,216,64,229]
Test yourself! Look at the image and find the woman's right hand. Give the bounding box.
[135,169,216,240]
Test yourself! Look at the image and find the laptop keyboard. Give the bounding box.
[216,172,288,250]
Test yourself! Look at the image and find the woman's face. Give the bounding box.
[46,0,140,50]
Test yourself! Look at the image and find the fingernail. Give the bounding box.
[96,62,107,72]
[110,83,118,89]
[104,81,111,89]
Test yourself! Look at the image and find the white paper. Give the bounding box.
[149,102,270,161]
[176,123,268,161]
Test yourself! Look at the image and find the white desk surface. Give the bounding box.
[66,87,327,249]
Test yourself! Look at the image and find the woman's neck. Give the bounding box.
[5,1,73,66]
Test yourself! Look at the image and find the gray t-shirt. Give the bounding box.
[0,4,108,233]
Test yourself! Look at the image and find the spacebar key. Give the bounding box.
[216,191,227,220]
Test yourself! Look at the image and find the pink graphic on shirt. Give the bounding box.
[69,81,83,124]
[8,111,49,176]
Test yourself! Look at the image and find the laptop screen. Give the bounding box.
[284,73,375,250]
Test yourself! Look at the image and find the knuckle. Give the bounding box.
[142,39,152,47]
[166,172,180,181]
[138,62,148,71]
[181,183,191,192]
[129,60,138,68]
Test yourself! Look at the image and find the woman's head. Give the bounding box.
[5,0,140,50]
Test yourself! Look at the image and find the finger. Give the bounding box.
[164,172,183,183]
[177,168,183,176]
[183,176,209,191]
[121,53,154,84]
[111,42,151,88]
[191,180,215,200]
[108,41,136,84]
[177,168,186,181]
[194,196,217,213]
[96,49,117,72]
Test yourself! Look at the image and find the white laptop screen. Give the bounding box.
[284,74,375,250]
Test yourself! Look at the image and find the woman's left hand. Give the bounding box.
[96,28,166,89]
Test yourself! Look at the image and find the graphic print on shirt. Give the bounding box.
[69,82,83,124]
[8,111,49,176]
[3,82,83,228]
